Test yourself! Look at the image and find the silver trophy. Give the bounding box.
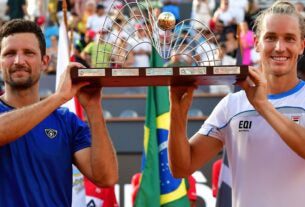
[71,0,248,86]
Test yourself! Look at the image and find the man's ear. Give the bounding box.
[254,35,260,52]
[41,55,50,72]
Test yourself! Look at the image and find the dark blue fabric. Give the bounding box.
[0,101,91,207]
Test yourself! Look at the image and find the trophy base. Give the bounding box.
[71,66,248,87]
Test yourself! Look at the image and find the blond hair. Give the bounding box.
[253,1,305,38]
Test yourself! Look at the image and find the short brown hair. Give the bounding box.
[0,19,46,57]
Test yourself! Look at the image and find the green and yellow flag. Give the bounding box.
[134,49,190,207]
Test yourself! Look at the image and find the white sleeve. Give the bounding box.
[197,94,230,143]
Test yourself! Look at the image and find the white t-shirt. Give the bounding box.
[130,37,152,67]
[198,81,305,207]
[86,14,112,33]
[196,41,217,66]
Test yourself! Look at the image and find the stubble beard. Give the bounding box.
[6,71,40,90]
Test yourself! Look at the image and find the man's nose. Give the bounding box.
[275,39,285,52]
[13,54,26,64]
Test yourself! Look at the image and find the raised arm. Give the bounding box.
[73,87,118,187]
[238,68,305,159]
[168,86,223,178]
[0,62,89,146]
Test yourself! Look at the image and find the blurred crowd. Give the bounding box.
[0,0,304,78]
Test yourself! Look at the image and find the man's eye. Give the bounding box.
[3,52,15,57]
[286,37,296,42]
[265,36,275,41]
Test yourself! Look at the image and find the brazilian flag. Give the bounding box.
[134,49,190,207]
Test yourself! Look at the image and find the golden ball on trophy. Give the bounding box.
[157,12,176,30]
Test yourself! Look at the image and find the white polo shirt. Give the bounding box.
[198,80,305,207]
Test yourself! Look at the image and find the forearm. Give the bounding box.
[85,106,118,186]
[258,102,305,159]
[168,105,192,177]
[0,94,66,146]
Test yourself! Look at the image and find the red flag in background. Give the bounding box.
[85,178,119,207]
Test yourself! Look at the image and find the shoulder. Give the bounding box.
[54,107,71,115]
[227,90,246,101]
[217,90,252,117]
[53,107,80,121]
[219,90,247,107]
[52,107,88,130]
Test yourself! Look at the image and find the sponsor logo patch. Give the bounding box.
[45,129,57,139]
[238,120,252,132]
[291,116,300,125]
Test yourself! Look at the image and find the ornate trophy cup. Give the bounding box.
[71,0,248,86]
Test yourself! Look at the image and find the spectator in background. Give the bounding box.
[245,0,262,30]
[195,29,218,66]
[224,28,238,58]
[165,39,193,67]
[78,1,96,34]
[47,0,58,23]
[71,43,90,68]
[217,42,236,65]
[228,0,248,24]
[191,0,212,29]
[86,3,112,33]
[6,0,27,20]
[36,15,46,30]
[76,29,95,52]
[56,0,73,16]
[107,18,128,44]
[27,0,44,21]
[45,35,58,74]
[128,6,145,30]
[239,21,254,65]
[131,24,152,68]
[82,29,113,67]
[212,0,238,45]
[210,43,234,94]
[44,18,59,49]
[0,0,8,21]
[69,11,81,34]
[212,0,235,28]
[111,35,135,68]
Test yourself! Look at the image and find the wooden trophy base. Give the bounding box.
[71,66,248,87]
